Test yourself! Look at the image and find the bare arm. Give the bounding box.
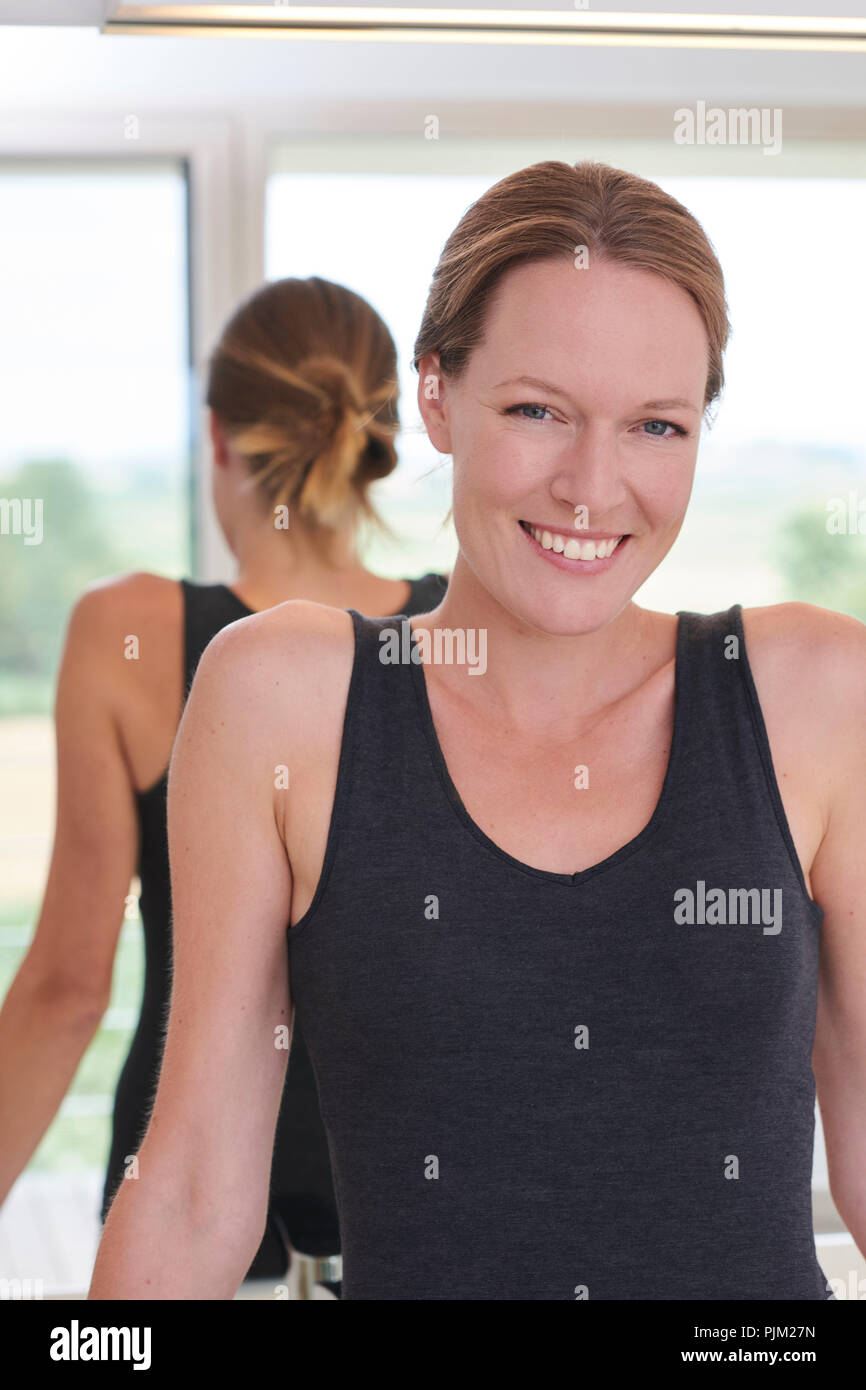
[0,589,139,1205]
[88,611,300,1299]
[807,608,866,1257]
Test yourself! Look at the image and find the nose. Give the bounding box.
[548,421,629,525]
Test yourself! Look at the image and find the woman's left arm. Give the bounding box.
[808,611,866,1257]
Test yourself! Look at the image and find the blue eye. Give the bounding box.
[640,419,688,439]
[505,403,555,423]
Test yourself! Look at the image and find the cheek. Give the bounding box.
[631,450,697,521]
[457,431,544,511]
[453,446,517,513]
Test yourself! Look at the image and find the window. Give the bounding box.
[0,158,192,1180]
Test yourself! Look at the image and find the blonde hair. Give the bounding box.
[413,159,730,412]
[206,276,400,541]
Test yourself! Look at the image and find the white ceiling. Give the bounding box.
[0,4,864,111]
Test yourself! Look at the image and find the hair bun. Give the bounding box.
[295,355,395,526]
[303,354,371,440]
[205,276,401,540]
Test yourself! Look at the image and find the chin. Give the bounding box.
[505,588,630,638]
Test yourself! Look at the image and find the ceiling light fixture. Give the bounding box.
[101,5,866,52]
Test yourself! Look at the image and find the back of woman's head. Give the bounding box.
[206,276,400,537]
[413,159,730,414]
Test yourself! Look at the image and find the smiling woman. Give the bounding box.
[88,158,866,1301]
[414,249,710,639]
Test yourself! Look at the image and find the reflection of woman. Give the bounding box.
[0,276,446,1293]
[90,161,865,1299]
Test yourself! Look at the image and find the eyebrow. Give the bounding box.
[492,376,700,415]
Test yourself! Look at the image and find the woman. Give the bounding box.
[0,275,446,1292]
[89,161,866,1300]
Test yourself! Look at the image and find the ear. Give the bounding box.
[209,409,230,468]
[416,352,454,456]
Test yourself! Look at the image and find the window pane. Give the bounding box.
[0,159,192,1173]
[642,174,866,617]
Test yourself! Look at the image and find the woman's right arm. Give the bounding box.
[89,611,301,1299]
[0,587,140,1207]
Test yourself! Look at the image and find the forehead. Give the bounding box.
[473,256,708,398]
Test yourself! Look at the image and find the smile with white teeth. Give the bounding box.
[524,524,624,560]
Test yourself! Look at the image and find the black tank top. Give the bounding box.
[102,572,449,1265]
[287,603,833,1299]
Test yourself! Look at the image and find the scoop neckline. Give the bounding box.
[407,610,687,886]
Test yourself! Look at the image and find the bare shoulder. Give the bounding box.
[59,570,182,689]
[70,569,182,629]
[197,596,354,682]
[191,597,356,742]
[63,570,182,673]
[187,602,357,889]
[741,599,866,773]
[741,600,866,700]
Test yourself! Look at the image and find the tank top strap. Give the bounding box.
[672,602,818,917]
[179,579,252,693]
[343,606,426,751]
[672,601,766,798]
[672,602,748,770]
[403,571,448,615]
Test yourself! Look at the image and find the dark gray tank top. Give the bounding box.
[287,603,832,1300]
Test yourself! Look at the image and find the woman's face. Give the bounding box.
[418,254,709,635]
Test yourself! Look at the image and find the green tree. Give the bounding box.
[0,459,121,713]
[775,503,866,622]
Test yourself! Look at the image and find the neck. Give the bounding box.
[227,510,370,605]
[413,553,663,735]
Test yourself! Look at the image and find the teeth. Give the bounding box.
[528,526,622,561]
